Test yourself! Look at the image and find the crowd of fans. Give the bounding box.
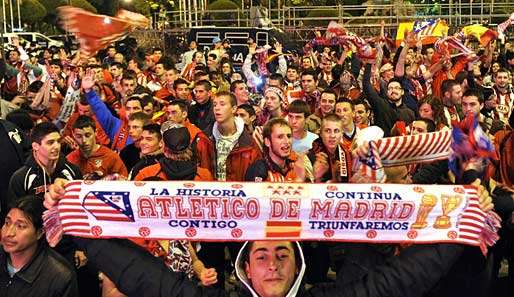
[0,27,513,297]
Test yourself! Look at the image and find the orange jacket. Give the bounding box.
[134,162,213,181]
[66,145,128,177]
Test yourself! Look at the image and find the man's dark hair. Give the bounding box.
[441,79,459,97]
[156,57,175,71]
[129,58,144,69]
[230,80,246,93]
[462,88,484,104]
[237,103,256,117]
[27,80,43,93]
[174,78,189,90]
[301,69,318,81]
[387,77,403,88]
[110,61,124,69]
[208,53,218,61]
[122,72,137,82]
[455,71,467,84]
[262,117,290,141]
[288,64,300,72]
[195,79,212,91]
[288,100,311,118]
[73,115,96,131]
[352,98,371,111]
[335,98,355,111]
[7,196,45,232]
[140,94,154,108]
[268,73,285,87]
[31,122,59,144]
[128,111,151,124]
[49,59,62,68]
[126,96,143,107]
[215,91,237,107]
[415,117,436,133]
[169,100,189,113]
[142,123,162,141]
[321,89,337,100]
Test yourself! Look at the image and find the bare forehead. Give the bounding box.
[250,241,295,253]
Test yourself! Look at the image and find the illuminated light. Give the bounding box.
[103,17,111,24]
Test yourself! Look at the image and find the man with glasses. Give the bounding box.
[363,60,415,136]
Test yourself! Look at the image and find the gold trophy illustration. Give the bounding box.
[434,195,462,229]
[411,194,437,229]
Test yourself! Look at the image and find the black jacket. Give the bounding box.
[73,237,463,297]
[188,100,215,134]
[0,120,30,214]
[0,242,78,297]
[8,154,82,204]
[363,64,415,136]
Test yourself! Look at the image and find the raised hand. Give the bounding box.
[81,69,96,92]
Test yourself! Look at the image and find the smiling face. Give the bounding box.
[353,104,370,125]
[244,241,298,297]
[139,130,162,156]
[387,81,404,102]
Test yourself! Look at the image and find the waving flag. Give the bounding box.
[396,19,449,46]
[58,6,149,58]
[462,24,498,46]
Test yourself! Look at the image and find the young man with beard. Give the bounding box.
[490,68,514,123]
[461,89,504,135]
[363,62,415,136]
[67,115,128,179]
[128,123,164,180]
[440,79,464,125]
[173,78,192,102]
[245,118,305,182]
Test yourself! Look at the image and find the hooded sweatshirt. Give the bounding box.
[235,241,306,297]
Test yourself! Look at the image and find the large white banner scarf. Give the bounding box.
[44,180,500,254]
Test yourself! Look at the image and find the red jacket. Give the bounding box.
[205,127,262,182]
[66,145,128,177]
